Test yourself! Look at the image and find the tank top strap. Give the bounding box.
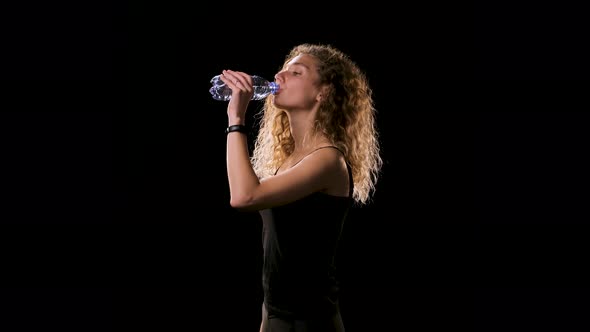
[291,145,343,168]
[274,146,344,175]
[346,162,354,198]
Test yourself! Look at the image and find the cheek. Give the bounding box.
[273,91,303,108]
[273,84,318,108]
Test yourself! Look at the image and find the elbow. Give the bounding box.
[229,194,257,211]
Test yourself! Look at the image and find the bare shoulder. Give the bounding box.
[247,146,350,209]
[304,146,349,196]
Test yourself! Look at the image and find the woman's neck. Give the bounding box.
[287,108,326,152]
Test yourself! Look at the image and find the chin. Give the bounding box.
[272,96,286,109]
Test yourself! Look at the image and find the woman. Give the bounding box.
[219,43,382,331]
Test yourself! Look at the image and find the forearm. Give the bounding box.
[226,129,260,207]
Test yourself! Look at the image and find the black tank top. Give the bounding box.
[259,146,354,319]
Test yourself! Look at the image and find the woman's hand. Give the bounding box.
[220,70,255,124]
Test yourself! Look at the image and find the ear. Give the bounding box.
[316,85,329,102]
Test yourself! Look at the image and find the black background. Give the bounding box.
[2,1,589,332]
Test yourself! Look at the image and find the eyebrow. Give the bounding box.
[288,62,311,70]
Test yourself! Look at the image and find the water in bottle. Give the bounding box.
[209,75,280,101]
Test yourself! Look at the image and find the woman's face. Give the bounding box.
[272,54,323,111]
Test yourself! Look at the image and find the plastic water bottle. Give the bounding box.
[209,75,279,101]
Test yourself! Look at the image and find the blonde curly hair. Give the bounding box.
[251,43,383,206]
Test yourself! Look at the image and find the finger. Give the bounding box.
[222,70,251,92]
[233,75,245,88]
[221,72,239,88]
[226,70,252,87]
[220,70,233,79]
[236,73,253,87]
